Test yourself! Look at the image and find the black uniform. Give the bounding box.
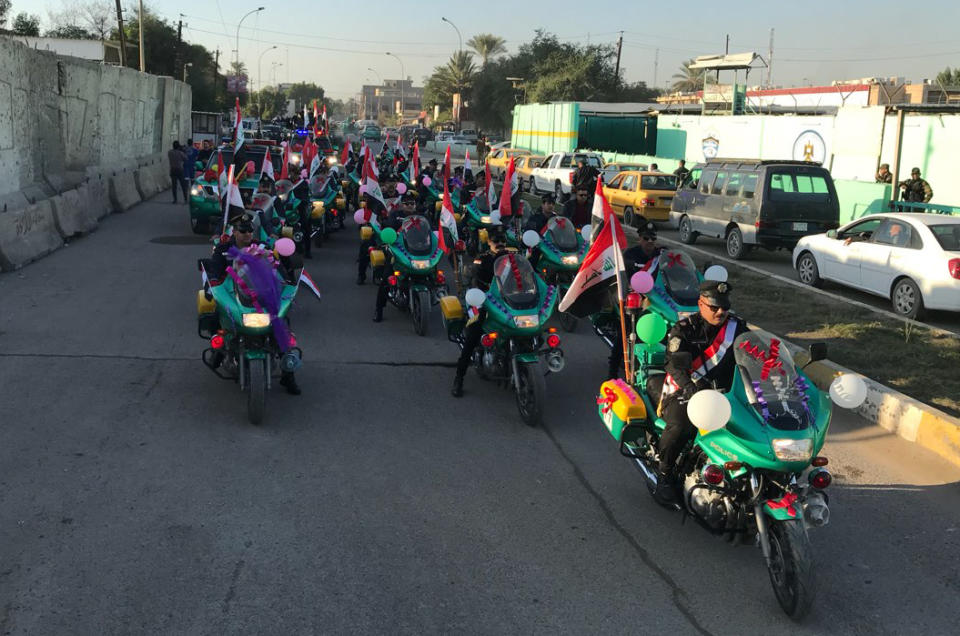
[292,179,312,258]
[373,205,410,318]
[657,305,749,475]
[356,196,389,283]
[454,244,507,384]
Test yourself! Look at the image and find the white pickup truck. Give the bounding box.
[530,151,605,199]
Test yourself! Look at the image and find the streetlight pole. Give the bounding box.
[183,62,192,82]
[367,67,382,120]
[235,6,265,102]
[138,0,145,71]
[385,52,404,124]
[271,62,282,87]
[441,17,463,52]
[258,45,277,116]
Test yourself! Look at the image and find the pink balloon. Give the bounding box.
[245,161,255,174]
[422,176,432,187]
[396,182,407,194]
[300,169,308,179]
[631,271,654,294]
[353,209,367,225]
[358,184,368,195]
[275,237,296,257]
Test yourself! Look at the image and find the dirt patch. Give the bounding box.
[725,265,960,416]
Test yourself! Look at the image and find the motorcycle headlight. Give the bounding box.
[480,215,492,224]
[513,315,540,329]
[191,185,202,197]
[291,154,301,165]
[412,259,431,270]
[242,312,271,328]
[327,156,338,164]
[561,255,580,265]
[771,438,813,462]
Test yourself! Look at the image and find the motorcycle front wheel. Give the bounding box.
[247,358,267,426]
[767,520,816,620]
[412,288,430,336]
[515,360,545,426]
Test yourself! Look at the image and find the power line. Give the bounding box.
[779,49,960,63]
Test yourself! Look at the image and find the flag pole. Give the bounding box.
[619,297,631,385]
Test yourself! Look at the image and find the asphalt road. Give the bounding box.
[1,187,959,634]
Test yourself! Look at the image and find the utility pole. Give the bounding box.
[725,34,730,55]
[768,28,775,88]
[653,48,659,89]
[214,47,220,106]
[114,0,126,67]
[614,31,624,85]
[137,0,145,72]
[175,18,183,80]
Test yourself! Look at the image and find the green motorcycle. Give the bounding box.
[308,174,347,244]
[198,248,301,425]
[597,310,865,619]
[369,215,448,336]
[442,234,565,426]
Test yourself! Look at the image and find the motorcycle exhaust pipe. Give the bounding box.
[280,350,302,373]
[803,492,830,528]
[546,350,565,373]
[294,231,304,243]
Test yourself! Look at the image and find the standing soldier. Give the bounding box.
[899,167,933,211]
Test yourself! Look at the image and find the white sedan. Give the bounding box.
[792,213,960,319]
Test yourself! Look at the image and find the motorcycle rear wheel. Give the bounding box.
[247,358,267,426]
[515,360,545,427]
[558,311,578,332]
[767,520,816,620]
[412,289,430,336]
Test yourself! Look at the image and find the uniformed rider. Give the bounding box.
[373,192,417,322]
[653,280,748,502]
[451,226,508,397]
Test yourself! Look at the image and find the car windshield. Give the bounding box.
[929,224,960,252]
[315,136,333,151]
[659,250,700,306]
[641,175,678,190]
[400,215,433,255]
[494,253,539,309]
[544,217,578,251]
[734,332,810,431]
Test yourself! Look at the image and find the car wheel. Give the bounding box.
[623,207,636,228]
[678,216,698,245]
[796,252,823,287]
[528,177,536,194]
[726,227,747,260]
[554,181,563,202]
[891,278,925,319]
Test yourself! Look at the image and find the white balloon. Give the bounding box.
[465,288,487,308]
[704,265,728,282]
[581,225,593,241]
[686,390,731,432]
[522,230,541,248]
[829,374,867,409]
[490,210,502,224]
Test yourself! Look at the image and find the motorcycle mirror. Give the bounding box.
[522,230,541,248]
[807,342,828,364]
[703,265,728,282]
[465,288,486,308]
[686,389,731,433]
[581,225,592,241]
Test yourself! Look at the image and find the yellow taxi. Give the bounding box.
[514,155,545,191]
[602,170,678,226]
[486,148,532,180]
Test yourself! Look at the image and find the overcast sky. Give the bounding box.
[16,0,960,98]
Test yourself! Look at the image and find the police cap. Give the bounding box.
[639,222,657,240]
[541,192,555,204]
[401,191,416,203]
[699,280,732,309]
[488,226,507,245]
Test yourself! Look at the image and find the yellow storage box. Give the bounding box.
[478,228,488,244]
[369,249,386,267]
[311,201,325,219]
[197,289,217,315]
[439,295,464,321]
[360,226,373,241]
[597,379,647,441]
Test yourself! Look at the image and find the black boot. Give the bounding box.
[373,307,383,323]
[451,373,464,398]
[356,272,365,285]
[652,470,678,505]
[280,372,301,396]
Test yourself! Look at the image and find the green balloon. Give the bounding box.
[380,227,398,245]
[636,313,668,344]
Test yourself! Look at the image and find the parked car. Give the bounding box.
[459,128,478,143]
[602,171,678,226]
[793,213,960,319]
[486,148,532,180]
[515,155,546,192]
[489,141,511,151]
[530,151,605,199]
[600,162,648,184]
[412,127,433,144]
[363,125,381,140]
[670,159,841,260]
[383,127,399,139]
[435,135,472,153]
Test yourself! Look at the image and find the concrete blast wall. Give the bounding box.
[0,37,191,207]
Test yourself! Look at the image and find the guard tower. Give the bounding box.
[690,52,768,115]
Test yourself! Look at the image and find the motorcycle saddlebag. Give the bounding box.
[478,228,489,244]
[440,295,466,339]
[370,249,386,267]
[360,226,374,241]
[597,379,647,442]
[197,289,217,315]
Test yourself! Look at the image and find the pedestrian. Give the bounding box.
[673,160,690,188]
[899,167,933,210]
[476,136,487,163]
[184,138,199,182]
[875,163,892,184]
[562,186,593,228]
[571,158,599,195]
[197,139,213,165]
[650,163,659,172]
[167,140,189,204]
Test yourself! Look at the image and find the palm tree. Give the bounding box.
[467,34,507,68]
[435,50,477,95]
[671,59,705,93]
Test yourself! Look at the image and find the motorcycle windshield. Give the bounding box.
[660,250,700,306]
[400,215,433,255]
[309,176,329,196]
[234,260,280,309]
[251,193,274,212]
[495,253,539,309]
[545,217,578,251]
[734,332,810,431]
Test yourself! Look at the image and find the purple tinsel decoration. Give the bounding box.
[752,380,772,424]
[794,376,816,428]
[228,247,293,352]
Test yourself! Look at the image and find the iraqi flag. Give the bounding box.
[298,269,322,301]
[280,142,290,180]
[313,101,320,136]
[484,161,497,210]
[558,188,628,317]
[339,139,352,166]
[443,145,451,183]
[590,175,605,229]
[321,103,328,131]
[361,151,386,209]
[463,149,472,177]
[302,137,318,177]
[411,142,421,179]
[233,97,244,150]
[261,147,275,181]
[499,156,517,218]
[217,149,227,197]
[303,103,309,129]
[395,136,405,159]
[439,179,459,251]
[221,164,246,230]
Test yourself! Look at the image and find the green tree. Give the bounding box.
[0,0,12,28]
[467,34,506,68]
[423,51,476,115]
[46,1,112,40]
[671,59,705,92]
[619,80,660,102]
[45,25,95,39]
[284,82,325,112]
[12,12,41,36]
[935,67,960,86]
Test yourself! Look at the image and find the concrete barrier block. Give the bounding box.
[153,163,171,194]
[108,171,141,212]
[0,200,64,271]
[50,185,98,238]
[134,168,157,199]
[85,175,110,220]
